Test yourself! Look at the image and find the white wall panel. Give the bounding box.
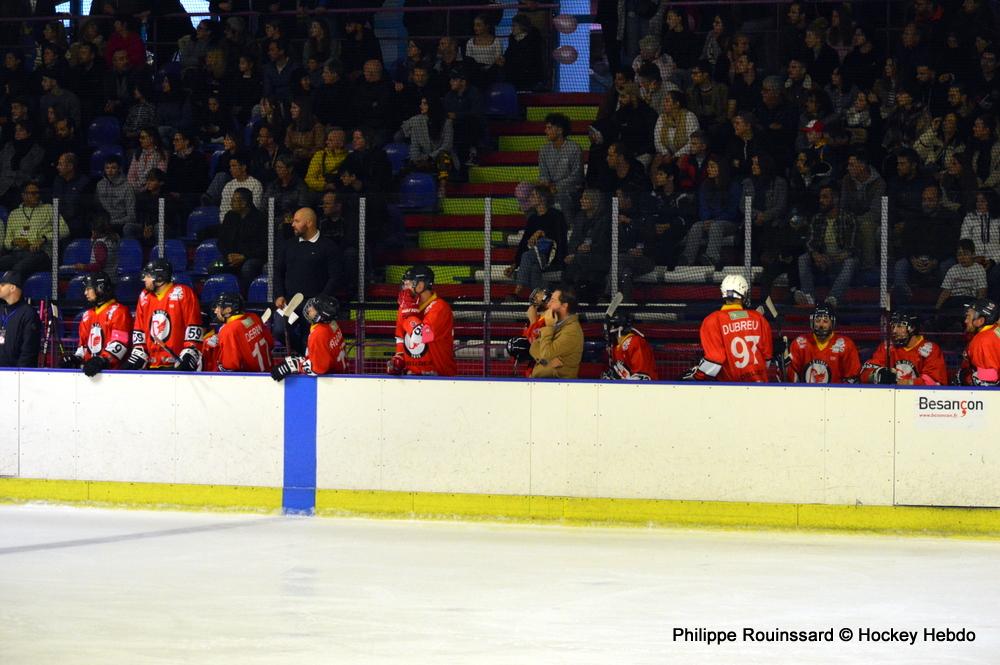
[528,381,601,497]
[316,378,384,490]
[0,372,19,476]
[823,388,894,505]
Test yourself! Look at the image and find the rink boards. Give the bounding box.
[2,370,1000,535]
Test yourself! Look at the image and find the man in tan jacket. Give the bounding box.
[530,286,584,379]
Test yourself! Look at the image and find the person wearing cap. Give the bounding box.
[0,271,41,368]
[0,182,69,277]
[39,71,82,132]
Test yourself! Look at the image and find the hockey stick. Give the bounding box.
[603,291,625,369]
[151,328,184,367]
[278,292,304,352]
[38,300,50,367]
[757,296,787,382]
[261,308,272,324]
[50,302,68,361]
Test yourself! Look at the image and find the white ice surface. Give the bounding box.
[1,504,998,664]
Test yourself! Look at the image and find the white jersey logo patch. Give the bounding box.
[804,360,831,384]
[895,359,919,382]
[405,324,429,357]
[150,309,172,342]
[87,323,104,355]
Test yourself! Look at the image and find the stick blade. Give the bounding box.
[604,291,624,319]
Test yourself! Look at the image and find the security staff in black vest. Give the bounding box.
[0,271,40,367]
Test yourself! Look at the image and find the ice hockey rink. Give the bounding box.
[1,504,998,664]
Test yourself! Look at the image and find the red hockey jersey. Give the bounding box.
[861,336,948,385]
[132,283,203,369]
[75,300,133,368]
[202,329,220,373]
[517,317,546,377]
[960,325,1000,386]
[612,332,658,380]
[787,333,861,383]
[302,322,348,375]
[213,313,273,372]
[696,304,773,382]
[395,293,456,376]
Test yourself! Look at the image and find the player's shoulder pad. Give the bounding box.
[622,337,632,350]
[918,341,935,357]
[832,337,846,353]
[241,316,254,329]
[795,335,807,347]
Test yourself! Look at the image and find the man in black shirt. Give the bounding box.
[0,271,40,368]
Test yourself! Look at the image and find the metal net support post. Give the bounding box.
[880,196,889,311]
[50,198,59,301]
[266,198,275,304]
[610,196,620,300]
[157,197,166,255]
[743,194,753,285]
[356,197,367,375]
[483,197,492,377]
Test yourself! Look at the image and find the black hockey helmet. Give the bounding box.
[402,264,434,290]
[810,304,836,340]
[506,336,531,363]
[889,311,920,346]
[140,258,172,285]
[212,292,244,320]
[604,311,635,342]
[303,295,340,323]
[81,271,114,304]
[967,298,1000,326]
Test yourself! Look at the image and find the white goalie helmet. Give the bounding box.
[720,274,749,302]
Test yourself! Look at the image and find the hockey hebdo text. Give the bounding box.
[671,626,975,646]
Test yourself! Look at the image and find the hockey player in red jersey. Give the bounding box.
[72,272,134,377]
[272,295,348,380]
[388,264,456,376]
[958,299,1000,386]
[208,293,273,372]
[684,274,773,382]
[506,287,550,377]
[861,312,948,385]
[787,304,860,383]
[123,259,203,371]
[602,311,658,380]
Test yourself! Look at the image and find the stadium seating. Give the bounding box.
[398,173,437,210]
[23,272,52,302]
[209,150,226,178]
[200,273,240,305]
[485,83,519,118]
[151,239,188,272]
[58,239,92,275]
[185,206,220,241]
[65,275,87,302]
[89,145,125,179]
[115,274,143,303]
[383,142,409,175]
[191,240,223,276]
[117,239,143,276]
[248,276,269,304]
[86,116,121,148]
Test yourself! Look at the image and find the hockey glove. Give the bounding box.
[271,355,301,382]
[122,347,148,371]
[82,355,109,377]
[177,348,201,372]
[680,366,700,381]
[387,352,406,375]
[398,288,420,317]
[61,353,81,369]
[873,367,897,385]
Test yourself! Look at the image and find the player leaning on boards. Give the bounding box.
[123,259,203,371]
[684,274,773,382]
[272,295,349,381]
[529,285,584,379]
[388,265,456,377]
[958,298,1000,386]
[602,310,657,380]
[67,272,133,377]
[205,292,274,373]
[786,304,861,383]
[860,312,948,386]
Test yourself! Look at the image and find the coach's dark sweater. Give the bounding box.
[274,230,343,304]
[0,298,40,368]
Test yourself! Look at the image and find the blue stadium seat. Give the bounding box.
[398,173,438,210]
[191,240,222,276]
[485,83,519,118]
[89,145,125,179]
[200,273,240,305]
[117,239,143,276]
[0,205,8,221]
[172,272,193,287]
[65,275,87,302]
[59,239,93,275]
[209,150,226,178]
[115,274,143,304]
[23,272,52,302]
[248,275,269,303]
[383,142,409,175]
[152,239,188,272]
[185,206,220,240]
[87,116,122,148]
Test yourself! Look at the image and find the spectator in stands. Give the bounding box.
[0,271,40,368]
[122,81,158,146]
[941,153,978,213]
[962,190,1000,297]
[343,129,393,195]
[70,43,105,127]
[465,14,503,90]
[728,53,761,116]
[842,26,879,92]
[755,76,798,170]
[915,113,966,174]
[303,19,336,69]
[219,154,262,222]
[155,74,192,143]
[700,14,731,75]
[68,19,104,67]
[881,84,930,153]
[284,99,326,169]
[676,130,710,191]
[783,58,812,110]
[563,188,611,300]
[529,285,583,379]
[679,156,740,268]
[306,127,348,194]
[194,94,230,146]
[265,154,309,224]
[218,187,267,293]
[600,142,651,196]
[538,113,583,219]
[39,72,81,132]
[229,55,261,126]
[127,128,169,190]
[796,183,858,307]
[824,67,858,119]
[653,91,699,163]
[165,130,209,217]
[96,154,138,239]
[443,67,485,167]
[178,18,220,73]
[263,39,300,102]
[936,239,988,316]
[313,61,353,129]
[338,160,388,258]
[636,64,672,119]
[971,115,1000,194]
[742,153,789,263]
[840,149,887,270]
[341,15,383,82]
[893,184,960,303]
[433,37,463,83]
[913,62,947,118]
[503,13,545,92]
[658,8,700,73]
[725,112,765,179]
[686,60,729,145]
[0,182,69,277]
[273,207,344,353]
[645,162,696,269]
[508,185,567,298]
[599,81,657,166]
[318,191,361,287]
[633,35,677,88]
[396,96,456,192]
[68,214,120,277]
[802,22,839,86]
[395,61,437,122]
[352,59,397,148]
[0,122,43,208]
[249,124,281,186]
[41,114,82,180]
[52,153,91,239]
[135,168,180,241]
[104,16,145,71]
[613,188,656,297]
